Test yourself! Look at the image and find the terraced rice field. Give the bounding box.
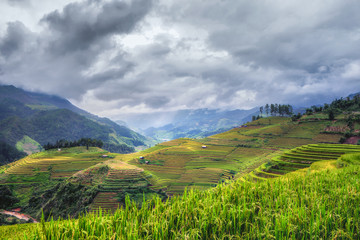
[90,163,150,213]
[108,117,346,195]
[249,144,360,181]
[0,116,350,217]
[1,147,109,182]
[123,139,276,195]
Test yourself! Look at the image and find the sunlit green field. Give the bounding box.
[2,147,360,239]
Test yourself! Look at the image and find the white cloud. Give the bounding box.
[1,0,360,121]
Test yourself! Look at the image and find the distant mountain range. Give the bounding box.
[117,108,258,141]
[0,85,147,164]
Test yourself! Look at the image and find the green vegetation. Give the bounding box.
[2,144,360,239]
[115,116,343,195]
[0,185,19,209]
[0,85,148,156]
[0,146,168,222]
[0,141,26,166]
[0,213,32,226]
[255,103,293,120]
[24,182,99,220]
[250,143,360,181]
[15,136,42,155]
[0,91,359,237]
[0,112,349,221]
[42,138,104,151]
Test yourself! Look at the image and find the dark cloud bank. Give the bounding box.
[0,0,360,120]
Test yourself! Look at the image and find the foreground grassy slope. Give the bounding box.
[2,147,360,239]
[250,143,360,181]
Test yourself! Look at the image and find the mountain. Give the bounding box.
[348,92,360,99]
[0,85,147,163]
[122,108,258,141]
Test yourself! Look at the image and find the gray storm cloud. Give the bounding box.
[0,0,152,100]
[0,0,359,119]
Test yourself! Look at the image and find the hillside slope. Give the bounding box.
[0,85,148,163]
[0,112,356,227]
[1,146,360,239]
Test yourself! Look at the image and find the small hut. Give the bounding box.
[202,145,207,149]
[139,156,144,160]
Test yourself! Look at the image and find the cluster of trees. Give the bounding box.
[43,138,136,154]
[328,94,360,112]
[259,104,294,117]
[102,143,135,154]
[43,138,104,150]
[252,104,294,121]
[304,94,360,120]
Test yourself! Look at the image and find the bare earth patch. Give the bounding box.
[345,136,360,145]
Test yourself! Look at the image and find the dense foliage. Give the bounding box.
[24,182,99,220]
[102,143,135,154]
[0,185,19,209]
[0,141,26,165]
[43,138,104,150]
[304,93,360,116]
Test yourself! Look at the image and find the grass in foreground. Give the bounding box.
[3,152,360,239]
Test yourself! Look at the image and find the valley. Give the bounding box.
[0,90,359,238]
[0,113,352,218]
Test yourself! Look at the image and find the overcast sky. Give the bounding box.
[0,0,360,120]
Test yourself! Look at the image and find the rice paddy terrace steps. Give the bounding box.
[90,161,153,213]
[1,147,109,179]
[250,144,360,181]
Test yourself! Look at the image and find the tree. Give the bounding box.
[259,106,263,116]
[274,104,279,116]
[270,104,275,116]
[328,110,335,120]
[265,104,269,116]
[278,104,284,116]
[288,105,293,116]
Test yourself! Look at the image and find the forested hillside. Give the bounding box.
[0,85,148,164]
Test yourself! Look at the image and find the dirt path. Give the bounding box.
[1,210,38,223]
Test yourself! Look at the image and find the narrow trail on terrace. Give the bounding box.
[1,210,38,223]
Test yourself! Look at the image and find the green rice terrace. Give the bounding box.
[1,143,360,239]
[0,115,359,238]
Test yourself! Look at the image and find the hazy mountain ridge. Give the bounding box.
[118,108,258,141]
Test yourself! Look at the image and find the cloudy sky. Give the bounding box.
[1,0,360,120]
